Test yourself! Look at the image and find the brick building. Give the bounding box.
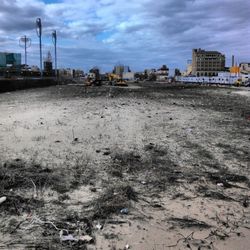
[192,49,225,76]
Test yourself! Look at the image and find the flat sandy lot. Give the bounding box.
[0,83,250,250]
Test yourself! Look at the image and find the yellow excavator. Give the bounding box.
[86,67,102,86]
[234,79,242,87]
[108,73,128,87]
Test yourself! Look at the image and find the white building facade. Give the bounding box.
[176,72,240,85]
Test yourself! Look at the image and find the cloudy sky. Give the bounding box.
[0,0,249,72]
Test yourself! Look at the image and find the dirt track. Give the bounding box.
[0,83,250,250]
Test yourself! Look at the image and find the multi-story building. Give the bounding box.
[113,64,130,76]
[0,52,22,76]
[192,49,225,76]
[123,72,135,81]
[240,62,250,74]
[0,52,21,67]
[156,65,169,80]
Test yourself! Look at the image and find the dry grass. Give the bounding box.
[91,184,137,220]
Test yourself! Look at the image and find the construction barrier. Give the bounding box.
[0,78,57,93]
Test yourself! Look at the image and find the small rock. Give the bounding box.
[79,235,93,243]
[0,197,7,205]
[90,187,97,192]
[120,208,129,214]
[125,244,130,249]
[103,151,110,156]
[151,203,163,208]
[217,183,224,187]
[243,198,249,208]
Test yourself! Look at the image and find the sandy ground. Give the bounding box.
[233,89,250,97]
[0,83,249,250]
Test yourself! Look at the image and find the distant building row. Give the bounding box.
[182,48,250,77]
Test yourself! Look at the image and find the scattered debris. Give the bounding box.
[95,222,103,230]
[0,196,6,205]
[91,184,137,219]
[120,208,129,214]
[217,183,224,187]
[125,244,130,249]
[60,234,77,242]
[103,151,111,156]
[243,197,249,208]
[144,143,154,151]
[79,235,93,243]
[90,187,97,192]
[168,217,211,229]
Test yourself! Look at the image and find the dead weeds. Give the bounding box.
[90,184,137,220]
[0,159,69,195]
[168,216,211,229]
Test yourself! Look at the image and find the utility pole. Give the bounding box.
[36,18,42,77]
[52,30,57,79]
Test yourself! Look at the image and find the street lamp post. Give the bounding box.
[36,18,42,77]
[52,30,57,79]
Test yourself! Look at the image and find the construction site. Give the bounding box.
[0,2,250,248]
[0,81,250,249]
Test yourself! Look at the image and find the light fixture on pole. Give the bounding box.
[36,18,42,76]
[19,36,31,69]
[52,30,57,78]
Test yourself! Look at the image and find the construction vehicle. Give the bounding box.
[234,79,242,87]
[86,67,102,86]
[108,73,128,87]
